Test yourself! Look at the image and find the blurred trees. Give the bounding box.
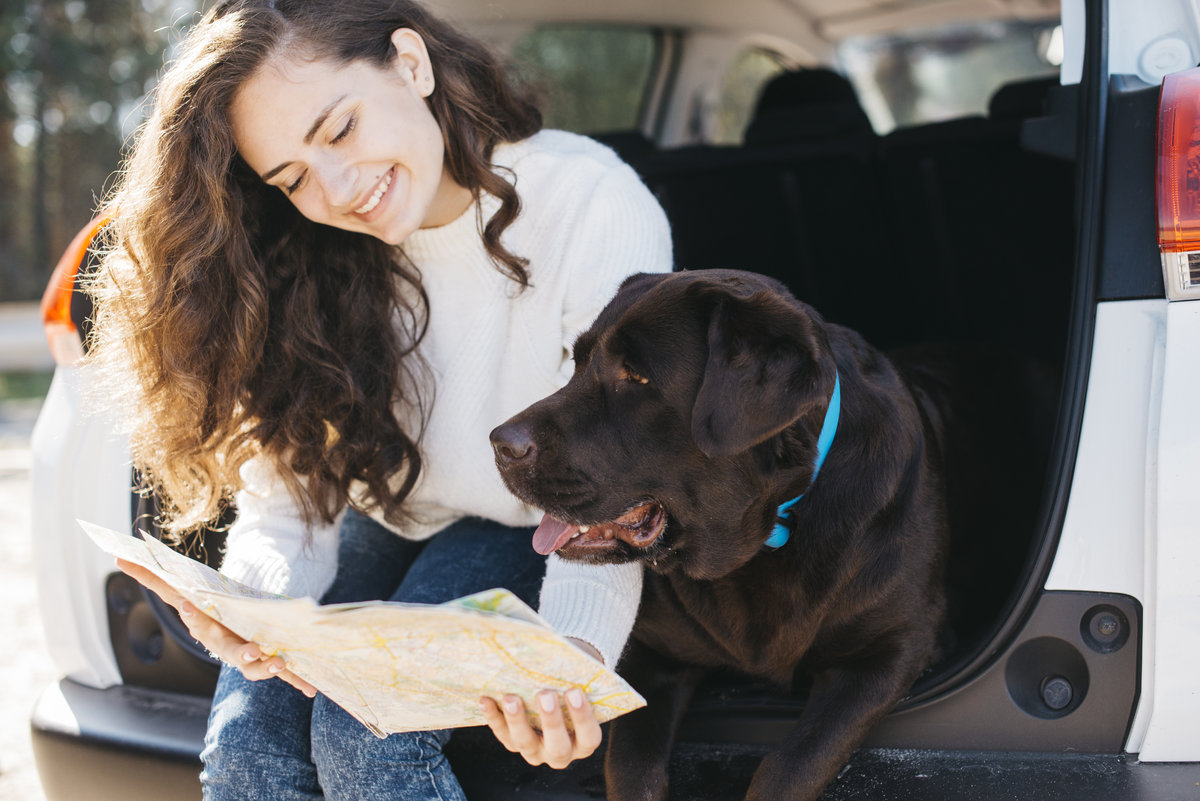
[1,0,192,302]
[512,26,656,135]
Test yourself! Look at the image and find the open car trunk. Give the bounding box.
[587,65,1138,754]
[88,55,1154,801]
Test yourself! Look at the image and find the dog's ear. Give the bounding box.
[691,288,828,458]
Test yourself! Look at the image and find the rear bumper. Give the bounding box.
[31,677,1200,801]
[30,678,206,801]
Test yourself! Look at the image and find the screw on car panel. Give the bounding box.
[1094,613,1119,638]
[1081,604,1130,654]
[1040,675,1073,711]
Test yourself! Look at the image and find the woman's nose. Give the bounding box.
[313,159,358,209]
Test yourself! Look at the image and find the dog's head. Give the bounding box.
[491,270,840,580]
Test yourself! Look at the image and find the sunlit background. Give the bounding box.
[1,1,196,304]
[1,6,1061,305]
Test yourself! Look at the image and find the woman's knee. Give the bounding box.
[310,693,451,758]
[201,669,319,798]
[310,695,460,800]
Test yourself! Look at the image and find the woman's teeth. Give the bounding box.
[356,170,392,214]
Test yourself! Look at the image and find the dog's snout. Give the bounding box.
[490,422,536,464]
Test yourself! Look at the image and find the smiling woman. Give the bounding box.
[80,0,672,799]
[88,0,545,538]
[230,31,471,243]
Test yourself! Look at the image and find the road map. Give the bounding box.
[80,520,645,737]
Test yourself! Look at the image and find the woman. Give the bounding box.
[89,0,672,798]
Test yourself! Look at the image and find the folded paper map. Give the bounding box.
[80,520,645,738]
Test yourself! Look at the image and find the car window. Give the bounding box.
[712,46,792,144]
[837,20,1063,133]
[511,25,659,134]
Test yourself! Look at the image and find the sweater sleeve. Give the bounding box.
[539,555,643,669]
[537,153,672,667]
[554,160,674,386]
[218,456,343,600]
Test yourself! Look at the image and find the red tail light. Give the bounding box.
[40,216,107,365]
[1156,66,1200,300]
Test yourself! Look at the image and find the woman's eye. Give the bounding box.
[285,173,304,195]
[331,115,356,145]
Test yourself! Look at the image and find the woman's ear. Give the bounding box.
[389,28,435,97]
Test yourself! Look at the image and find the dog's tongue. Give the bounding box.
[532,514,576,555]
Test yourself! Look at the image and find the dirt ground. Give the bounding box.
[0,397,53,801]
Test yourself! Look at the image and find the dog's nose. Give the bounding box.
[490,422,536,464]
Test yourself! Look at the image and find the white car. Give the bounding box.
[30,0,1200,798]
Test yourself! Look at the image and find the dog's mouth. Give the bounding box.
[531,501,666,556]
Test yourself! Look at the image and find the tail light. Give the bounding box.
[40,215,107,366]
[1156,66,1200,301]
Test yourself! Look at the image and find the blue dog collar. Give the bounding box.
[764,371,841,549]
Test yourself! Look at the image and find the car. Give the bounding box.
[28,0,1200,798]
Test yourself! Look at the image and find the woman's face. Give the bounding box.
[231,30,471,245]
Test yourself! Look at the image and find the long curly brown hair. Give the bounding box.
[87,0,542,533]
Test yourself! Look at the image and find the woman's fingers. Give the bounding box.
[535,692,574,767]
[277,669,318,698]
[115,558,310,691]
[479,689,603,769]
[116,559,184,606]
[480,695,518,751]
[500,695,544,757]
[564,688,602,755]
[480,694,539,756]
[178,600,303,686]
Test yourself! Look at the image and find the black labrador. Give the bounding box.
[490,269,1033,801]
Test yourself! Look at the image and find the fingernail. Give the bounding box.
[305,688,316,698]
[566,688,584,708]
[503,697,521,715]
[539,693,557,713]
[241,649,257,663]
[267,663,282,674]
[179,603,194,618]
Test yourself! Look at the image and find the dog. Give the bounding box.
[490,269,1037,801]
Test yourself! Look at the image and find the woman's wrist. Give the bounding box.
[565,636,603,664]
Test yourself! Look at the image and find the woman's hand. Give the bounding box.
[479,687,602,769]
[115,558,317,697]
[480,636,605,769]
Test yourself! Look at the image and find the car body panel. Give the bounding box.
[1047,300,1163,605]
[1138,299,1200,761]
[1108,0,1200,83]
[1044,300,1200,762]
[30,365,130,689]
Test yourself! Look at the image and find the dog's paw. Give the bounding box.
[745,750,830,801]
[606,765,669,801]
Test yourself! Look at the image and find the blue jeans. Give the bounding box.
[200,511,545,801]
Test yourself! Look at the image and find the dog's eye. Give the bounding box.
[618,365,650,385]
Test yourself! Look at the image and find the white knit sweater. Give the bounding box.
[218,130,673,668]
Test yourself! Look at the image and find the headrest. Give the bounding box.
[589,130,656,162]
[743,68,875,145]
[988,76,1059,119]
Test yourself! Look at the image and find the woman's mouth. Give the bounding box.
[354,167,394,216]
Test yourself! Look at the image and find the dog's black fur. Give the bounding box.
[491,270,1042,801]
